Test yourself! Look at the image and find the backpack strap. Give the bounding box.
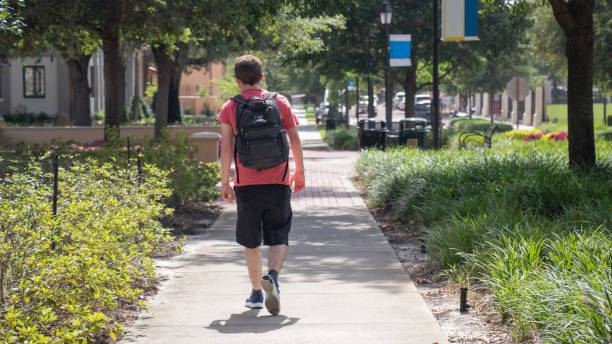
[264,92,277,100]
[232,95,250,183]
[231,95,249,105]
[233,139,240,184]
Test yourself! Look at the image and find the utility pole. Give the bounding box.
[432,0,441,149]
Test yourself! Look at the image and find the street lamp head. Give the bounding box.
[380,1,392,25]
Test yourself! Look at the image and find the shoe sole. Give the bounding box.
[245,302,263,309]
[262,276,280,315]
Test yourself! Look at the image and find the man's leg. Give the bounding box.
[245,247,263,290]
[267,244,287,273]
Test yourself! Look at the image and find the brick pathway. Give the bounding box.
[290,124,362,209]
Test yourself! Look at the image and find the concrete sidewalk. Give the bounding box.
[119,108,448,344]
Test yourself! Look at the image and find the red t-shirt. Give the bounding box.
[217,89,299,186]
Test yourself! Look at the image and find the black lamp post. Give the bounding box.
[432,0,441,149]
[380,1,392,128]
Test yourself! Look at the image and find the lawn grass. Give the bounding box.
[305,111,315,121]
[355,138,612,342]
[546,103,611,128]
[542,103,612,136]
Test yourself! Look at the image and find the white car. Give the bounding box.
[415,94,431,103]
[393,92,405,110]
[358,95,378,114]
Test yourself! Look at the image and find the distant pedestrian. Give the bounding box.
[217,55,305,316]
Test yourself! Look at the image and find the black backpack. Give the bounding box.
[232,92,289,183]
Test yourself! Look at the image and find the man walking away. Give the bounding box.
[217,55,305,316]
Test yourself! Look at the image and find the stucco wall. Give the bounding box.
[9,55,60,114]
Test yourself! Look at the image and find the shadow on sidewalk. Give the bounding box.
[206,309,299,333]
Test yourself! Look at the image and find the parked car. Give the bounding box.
[316,102,348,124]
[414,100,443,124]
[358,95,378,114]
[414,101,431,120]
[393,92,405,110]
[415,94,431,103]
[315,102,329,124]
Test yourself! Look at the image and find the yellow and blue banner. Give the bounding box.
[442,0,479,41]
[389,34,411,67]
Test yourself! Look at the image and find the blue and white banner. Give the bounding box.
[442,0,479,41]
[389,34,411,67]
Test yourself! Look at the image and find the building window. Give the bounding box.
[23,66,45,98]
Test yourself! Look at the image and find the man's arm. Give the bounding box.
[220,123,235,203]
[286,127,305,193]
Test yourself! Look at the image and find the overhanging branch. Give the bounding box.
[548,0,577,35]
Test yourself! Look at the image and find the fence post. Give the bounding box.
[137,148,142,184]
[51,154,59,250]
[52,154,59,217]
[127,136,131,165]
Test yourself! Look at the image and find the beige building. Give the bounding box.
[179,63,225,115]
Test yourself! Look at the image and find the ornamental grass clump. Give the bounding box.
[356,138,612,341]
[0,158,178,343]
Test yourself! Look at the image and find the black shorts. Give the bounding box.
[234,184,292,249]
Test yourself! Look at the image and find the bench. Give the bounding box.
[458,124,497,149]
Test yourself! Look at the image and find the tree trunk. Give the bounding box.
[168,62,182,123]
[403,65,417,118]
[102,30,124,141]
[355,77,359,122]
[130,50,141,121]
[66,54,92,126]
[367,76,375,118]
[344,80,349,129]
[489,92,494,124]
[152,45,171,139]
[566,31,596,167]
[468,91,472,119]
[603,96,607,125]
[168,48,191,123]
[549,0,595,168]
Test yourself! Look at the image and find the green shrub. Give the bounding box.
[22,131,221,208]
[449,118,513,133]
[598,131,612,141]
[2,112,51,126]
[127,96,153,121]
[356,139,612,341]
[503,129,543,140]
[93,110,104,121]
[200,103,215,117]
[181,115,218,126]
[0,158,177,342]
[324,127,357,150]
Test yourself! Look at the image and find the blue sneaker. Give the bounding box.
[245,290,263,309]
[262,274,280,315]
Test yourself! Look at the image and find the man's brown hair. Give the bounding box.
[234,55,263,85]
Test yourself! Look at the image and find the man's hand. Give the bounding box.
[221,183,235,203]
[289,171,305,193]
